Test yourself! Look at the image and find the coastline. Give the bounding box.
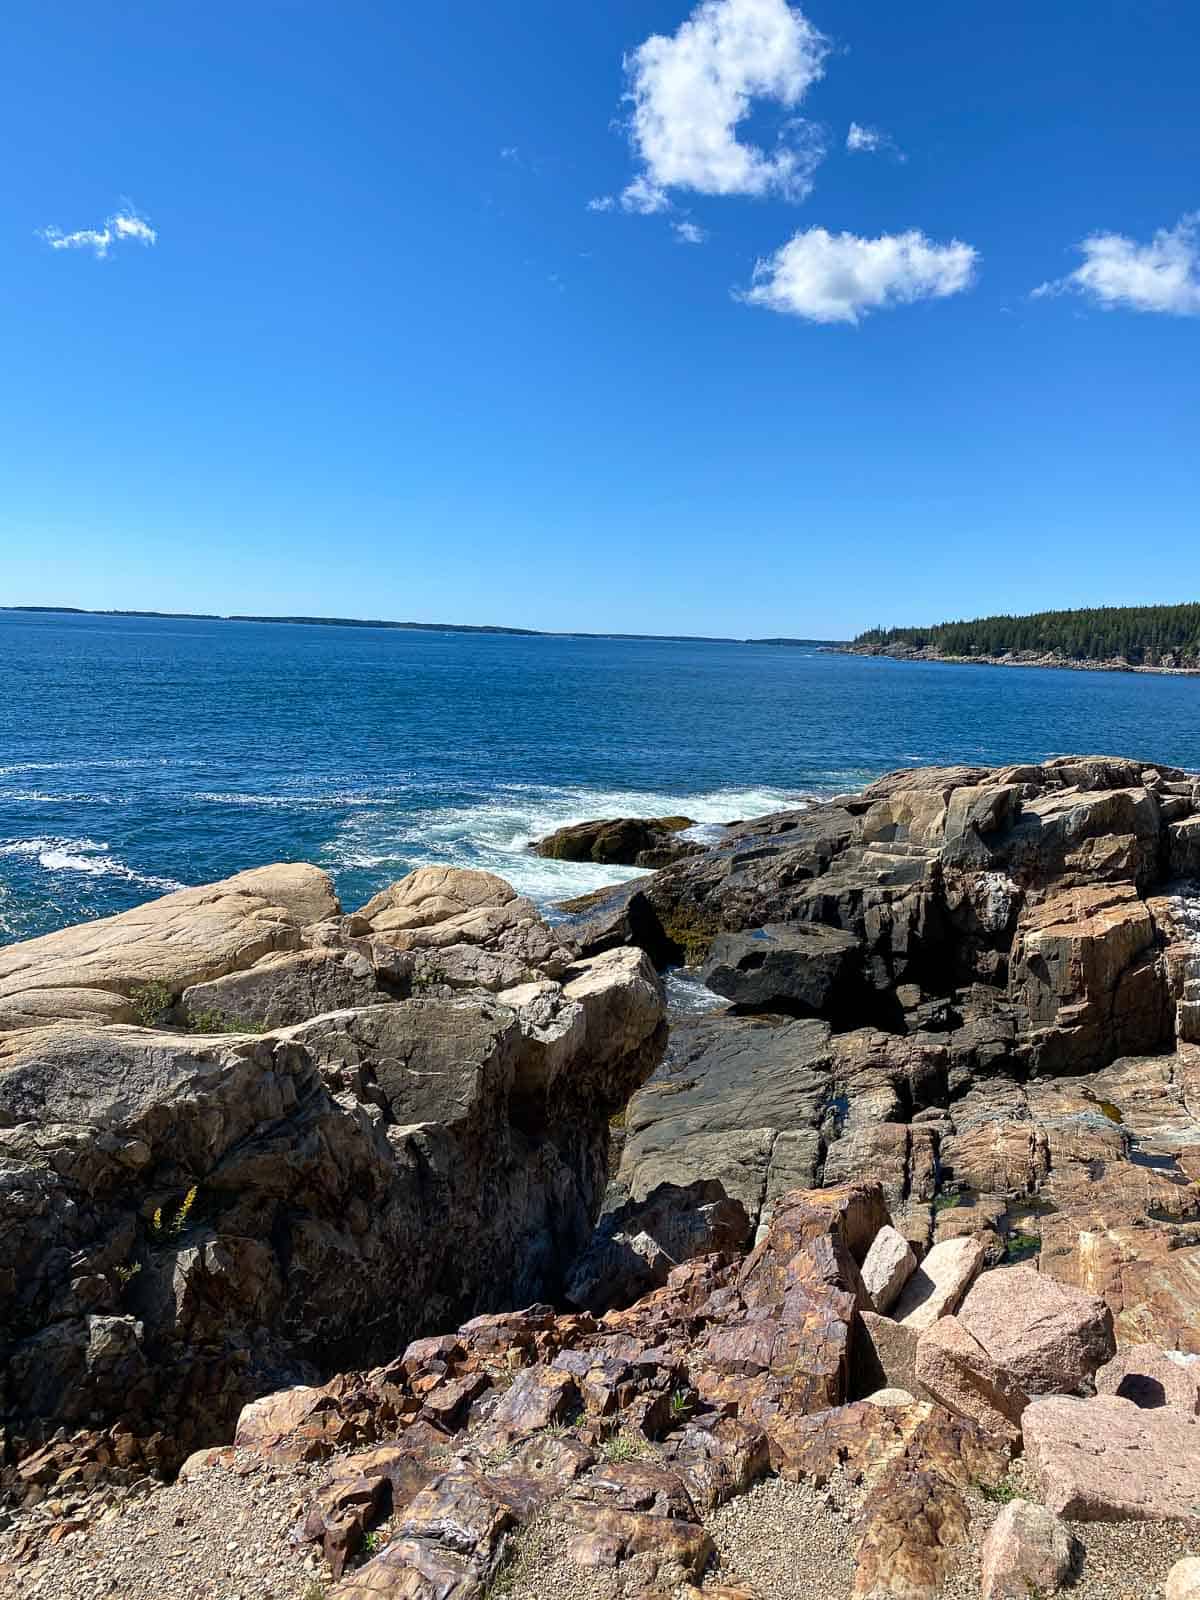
[830,643,1200,678]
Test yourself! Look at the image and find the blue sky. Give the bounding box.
[1,0,1197,638]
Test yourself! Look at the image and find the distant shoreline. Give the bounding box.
[831,643,1200,678]
[1,606,842,650]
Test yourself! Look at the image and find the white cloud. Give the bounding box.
[741,226,978,324]
[40,207,157,260]
[846,121,905,161]
[673,220,708,245]
[586,195,616,213]
[620,175,671,215]
[846,121,880,153]
[621,0,829,204]
[1032,212,1200,315]
[111,213,156,244]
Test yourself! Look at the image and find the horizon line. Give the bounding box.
[1,605,845,648]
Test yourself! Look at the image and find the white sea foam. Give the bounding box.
[319,781,817,905]
[0,836,184,892]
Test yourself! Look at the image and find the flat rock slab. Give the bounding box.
[894,1237,987,1331]
[1023,1394,1200,1521]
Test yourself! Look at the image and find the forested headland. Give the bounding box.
[852,604,1200,668]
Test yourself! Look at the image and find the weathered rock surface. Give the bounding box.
[956,1264,1116,1396]
[0,864,338,1032]
[0,868,666,1460]
[702,922,862,1016]
[979,1499,1074,1600]
[1023,1393,1200,1520]
[570,755,1200,1382]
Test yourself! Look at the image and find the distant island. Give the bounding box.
[839,603,1200,676]
[1,606,839,648]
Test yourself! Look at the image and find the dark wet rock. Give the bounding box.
[702,922,861,1016]
[533,816,702,868]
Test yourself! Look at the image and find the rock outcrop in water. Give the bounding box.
[531,815,702,869]
[0,866,666,1464]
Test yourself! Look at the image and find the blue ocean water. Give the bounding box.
[4,610,1200,945]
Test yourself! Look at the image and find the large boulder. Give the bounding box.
[955,1264,1115,1396]
[0,863,338,1033]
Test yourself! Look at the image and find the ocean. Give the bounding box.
[4,609,1200,945]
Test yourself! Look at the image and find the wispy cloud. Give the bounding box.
[846,121,905,161]
[673,220,708,245]
[39,206,157,260]
[1033,212,1200,315]
[500,145,521,163]
[618,0,829,207]
[620,175,672,215]
[587,195,616,213]
[740,226,978,324]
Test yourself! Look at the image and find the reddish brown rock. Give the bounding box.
[489,1364,579,1437]
[852,1470,971,1600]
[562,1501,713,1576]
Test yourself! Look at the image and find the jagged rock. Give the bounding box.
[1096,1342,1200,1414]
[565,1181,751,1314]
[979,1499,1074,1600]
[860,1226,917,1314]
[0,863,338,1033]
[702,922,861,1016]
[553,880,676,965]
[0,886,666,1452]
[1023,1393,1200,1520]
[893,1237,987,1331]
[532,815,701,869]
[1008,883,1168,1072]
[603,1012,832,1237]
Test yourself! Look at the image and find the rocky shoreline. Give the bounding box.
[831,643,1200,676]
[3,755,1200,1599]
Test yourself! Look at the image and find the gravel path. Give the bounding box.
[0,1452,326,1600]
[2,1453,1195,1600]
